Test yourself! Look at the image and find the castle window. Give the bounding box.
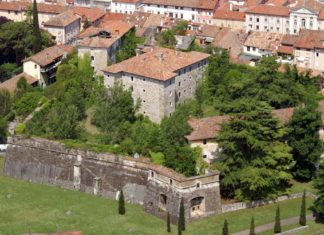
[203,155,207,158]
[196,183,200,188]
[131,76,133,81]
[178,82,181,86]
[151,171,154,177]
[159,194,167,211]
[169,179,173,185]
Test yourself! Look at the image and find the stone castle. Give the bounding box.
[4,136,222,222]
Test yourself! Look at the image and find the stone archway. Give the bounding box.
[159,194,167,211]
[190,196,205,217]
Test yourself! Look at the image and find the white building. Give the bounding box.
[245,4,290,34]
[22,45,74,87]
[243,31,284,58]
[43,10,81,44]
[142,0,217,25]
[111,0,142,14]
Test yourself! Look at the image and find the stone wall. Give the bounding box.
[4,136,222,223]
[221,192,318,213]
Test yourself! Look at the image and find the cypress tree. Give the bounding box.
[118,190,125,215]
[167,211,171,233]
[274,204,281,233]
[249,217,256,235]
[299,190,306,226]
[178,198,185,231]
[222,219,229,235]
[32,0,42,53]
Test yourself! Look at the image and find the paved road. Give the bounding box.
[231,214,315,235]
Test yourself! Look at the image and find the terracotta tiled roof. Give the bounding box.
[72,6,105,23]
[246,4,290,16]
[281,34,298,46]
[277,45,294,54]
[103,47,210,81]
[266,0,289,6]
[99,20,135,36]
[0,1,65,14]
[244,31,284,52]
[102,12,125,21]
[213,28,248,59]
[185,107,295,141]
[23,45,73,67]
[43,10,80,27]
[291,0,324,13]
[113,0,141,3]
[213,10,245,21]
[294,29,324,50]
[78,36,120,48]
[319,9,324,20]
[142,0,218,10]
[196,25,221,38]
[185,115,231,141]
[271,107,294,123]
[0,73,38,92]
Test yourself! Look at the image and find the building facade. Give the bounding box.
[103,47,209,122]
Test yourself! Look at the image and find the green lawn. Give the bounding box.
[0,157,323,235]
[289,179,318,194]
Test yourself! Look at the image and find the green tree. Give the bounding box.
[274,204,281,233]
[0,89,11,118]
[118,190,125,215]
[313,159,324,219]
[0,118,8,143]
[222,219,229,235]
[216,101,295,200]
[158,30,177,48]
[178,198,185,232]
[299,190,306,226]
[249,217,255,235]
[93,82,139,143]
[288,105,322,181]
[32,0,41,53]
[172,20,188,35]
[167,211,171,233]
[116,29,137,62]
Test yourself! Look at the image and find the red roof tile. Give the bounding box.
[277,45,294,54]
[0,73,38,92]
[72,6,105,23]
[43,10,80,27]
[213,10,245,21]
[246,4,290,16]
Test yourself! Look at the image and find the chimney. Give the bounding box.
[230,3,233,11]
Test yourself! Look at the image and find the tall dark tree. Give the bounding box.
[118,190,125,215]
[32,0,42,53]
[178,198,185,232]
[299,190,306,226]
[222,219,229,235]
[274,204,281,233]
[216,101,294,200]
[288,105,322,181]
[249,217,256,235]
[167,211,171,233]
[313,159,324,220]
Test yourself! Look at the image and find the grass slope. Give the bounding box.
[0,157,323,235]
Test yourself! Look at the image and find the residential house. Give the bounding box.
[71,6,105,29]
[22,45,74,87]
[185,107,295,164]
[111,0,142,14]
[77,21,134,74]
[185,115,230,164]
[0,73,38,92]
[102,47,210,122]
[293,29,324,72]
[142,0,218,25]
[43,10,81,44]
[277,34,298,63]
[195,25,221,45]
[213,9,246,30]
[243,31,284,58]
[213,28,248,59]
[245,4,290,34]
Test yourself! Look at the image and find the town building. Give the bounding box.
[213,9,246,30]
[71,6,105,29]
[185,107,295,164]
[142,0,218,25]
[245,4,290,34]
[77,20,134,74]
[43,10,81,44]
[22,45,74,87]
[186,116,230,164]
[111,0,142,14]
[243,31,284,58]
[293,29,324,72]
[102,47,209,122]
